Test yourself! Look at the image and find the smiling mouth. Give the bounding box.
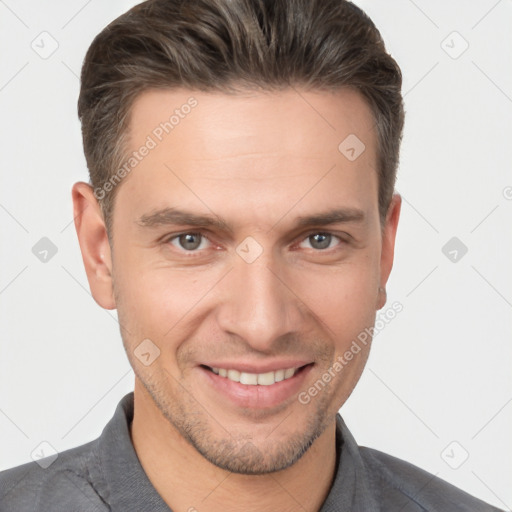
[202,364,311,386]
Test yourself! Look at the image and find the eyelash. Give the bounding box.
[163,231,348,255]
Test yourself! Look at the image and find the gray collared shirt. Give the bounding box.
[0,393,503,511]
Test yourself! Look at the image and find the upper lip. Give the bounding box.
[201,360,312,373]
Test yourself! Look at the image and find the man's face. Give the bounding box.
[104,88,399,474]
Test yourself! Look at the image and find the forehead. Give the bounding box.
[128,87,376,163]
[117,87,379,226]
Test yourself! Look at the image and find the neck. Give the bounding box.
[130,380,338,512]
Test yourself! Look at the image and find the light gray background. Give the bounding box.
[0,0,511,509]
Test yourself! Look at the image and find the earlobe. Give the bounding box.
[72,182,116,310]
[376,286,387,309]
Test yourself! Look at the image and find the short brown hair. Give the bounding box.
[78,0,404,235]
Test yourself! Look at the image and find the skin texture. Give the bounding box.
[72,88,401,512]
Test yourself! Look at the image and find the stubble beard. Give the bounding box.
[135,366,335,475]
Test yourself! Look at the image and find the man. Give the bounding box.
[0,0,503,510]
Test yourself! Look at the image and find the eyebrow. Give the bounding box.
[136,208,231,231]
[136,207,366,232]
[294,208,366,227]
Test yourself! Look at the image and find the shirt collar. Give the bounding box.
[96,392,378,512]
[320,414,380,511]
[97,392,172,511]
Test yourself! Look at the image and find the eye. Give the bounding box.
[299,232,340,250]
[169,233,210,251]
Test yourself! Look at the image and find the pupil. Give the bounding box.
[311,233,331,249]
[180,233,201,250]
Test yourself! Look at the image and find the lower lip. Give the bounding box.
[199,364,314,409]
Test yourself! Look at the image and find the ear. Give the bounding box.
[377,193,401,309]
[72,182,116,310]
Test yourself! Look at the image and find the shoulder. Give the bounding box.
[0,439,109,512]
[359,446,504,511]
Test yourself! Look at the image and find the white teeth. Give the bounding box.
[274,369,285,382]
[257,371,275,386]
[227,369,240,382]
[284,368,295,379]
[210,366,298,385]
[240,372,258,385]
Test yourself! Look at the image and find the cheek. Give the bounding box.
[113,254,219,345]
[290,256,380,341]
[113,269,197,381]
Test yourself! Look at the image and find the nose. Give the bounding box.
[215,253,303,353]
